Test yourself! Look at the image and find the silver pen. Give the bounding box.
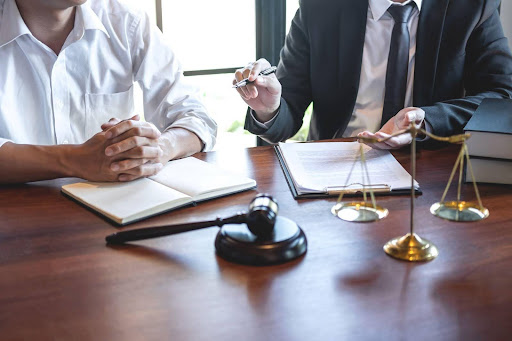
[232,66,277,88]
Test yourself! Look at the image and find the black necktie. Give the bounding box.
[381,3,415,128]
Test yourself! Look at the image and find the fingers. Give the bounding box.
[105,119,160,140]
[117,162,164,182]
[381,107,426,135]
[233,74,280,101]
[234,70,250,98]
[110,157,150,172]
[234,66,256,98]
[406,108,425,127]
[108,144,164,182]
[233,58,273,99]
[119,145,163,160]
[395,107,425,130]
[248,58,272,81]
[373,131,412,150]
[253,74,281,95]
[105,136,161,157]
[358,131,392,150]
[357,131,411,150]
[245,83,259,99]
[373,132,400,149]
[101,118,121,131]
[108,124,161,146]
[382,136,412,149]
[101,115,140,131]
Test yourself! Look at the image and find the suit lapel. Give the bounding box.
[337,0,368,103]
[414,0,450,106]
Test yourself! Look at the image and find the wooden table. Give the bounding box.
[1,143,511,340]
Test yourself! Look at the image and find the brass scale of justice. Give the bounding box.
[331,124,489,262]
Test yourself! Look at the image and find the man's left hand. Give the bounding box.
[101,116,167,181]
[358,107,425,150]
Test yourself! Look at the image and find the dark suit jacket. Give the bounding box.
[245,0,512,144]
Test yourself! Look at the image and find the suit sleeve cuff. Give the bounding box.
[248,108,280,130]
[416,120,432,142]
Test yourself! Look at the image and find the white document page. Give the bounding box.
[62,178,191,224]
[150,157,256,199]
[278,142,418,195]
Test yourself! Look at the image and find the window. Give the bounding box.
[123,0,305,149]
[161,1,255,71]
[160,0,256,150]
[287,0,299,33]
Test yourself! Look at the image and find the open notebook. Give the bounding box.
[62,157,257,225]
[275,141,419,198]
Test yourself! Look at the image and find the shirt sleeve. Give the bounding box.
[128,12,217,151]
[0,138,12,148]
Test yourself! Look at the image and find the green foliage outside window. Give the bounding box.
[227,103,314,141]
[289,103,313,142]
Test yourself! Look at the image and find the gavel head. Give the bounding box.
[245,194,279,237]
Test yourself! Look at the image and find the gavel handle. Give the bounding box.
[105,213,247,244]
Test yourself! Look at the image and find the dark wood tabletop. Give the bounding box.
[1,142,511,340]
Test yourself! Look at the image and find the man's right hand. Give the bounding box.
[233,58,282,123]
[70,128,163,182]
[0,115,162,184]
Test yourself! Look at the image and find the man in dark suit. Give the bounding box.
[234,0,512,149]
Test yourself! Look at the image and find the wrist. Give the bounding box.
[160,128,203,161]
[159,132,178,162]
[57,144,82,178]
[254,105,280,123]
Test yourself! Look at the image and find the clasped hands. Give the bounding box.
[75,115,166,182]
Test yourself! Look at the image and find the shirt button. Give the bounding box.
[62,140,69,144]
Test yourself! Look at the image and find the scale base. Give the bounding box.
[331,202,388,222]
[215,216,307,266]
[430,201,489,222]
[383,233,438,262]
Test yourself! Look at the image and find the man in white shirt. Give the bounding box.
[0,0,217,184]
[235,0,512,148]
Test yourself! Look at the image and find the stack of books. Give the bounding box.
[464,98,512,185]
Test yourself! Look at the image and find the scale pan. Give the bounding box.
[430,201,489,222]
[331,202,388,222]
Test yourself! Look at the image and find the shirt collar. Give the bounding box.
[369,0,423,21]
[78,2,110,39]
[0,0,32,48]
[0,0,109,49]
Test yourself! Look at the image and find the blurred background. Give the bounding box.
[124,0,512,151]
[123,0,308,151]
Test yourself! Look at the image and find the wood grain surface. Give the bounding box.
[1,142,511,340]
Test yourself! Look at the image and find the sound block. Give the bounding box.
[215,216,307,265]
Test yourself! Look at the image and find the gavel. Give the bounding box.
[106,194,279,244]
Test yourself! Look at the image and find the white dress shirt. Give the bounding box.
[344,0,422,137]
[252,0,421,136]
[0,0,217,150]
